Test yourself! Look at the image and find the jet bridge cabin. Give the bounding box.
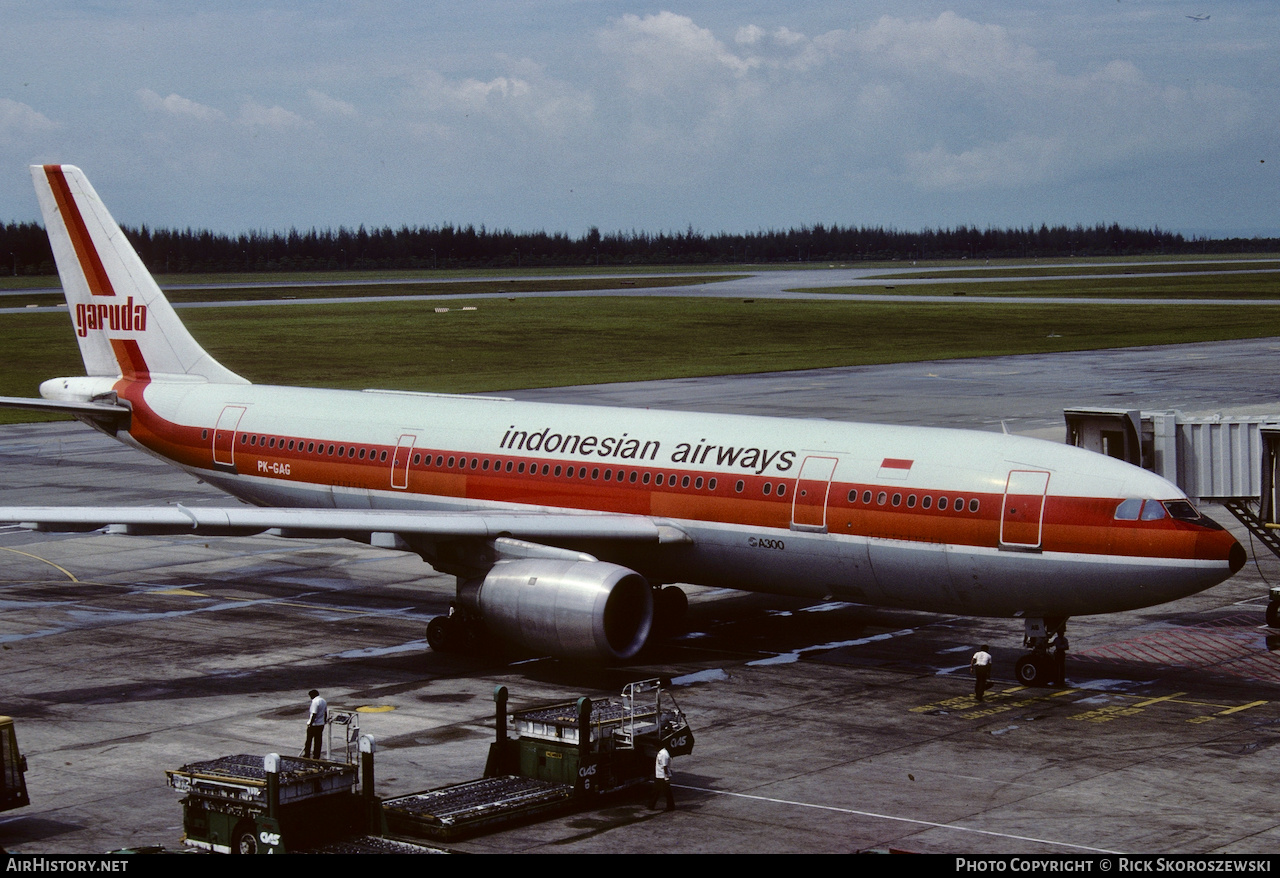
[1066,407,1280,624]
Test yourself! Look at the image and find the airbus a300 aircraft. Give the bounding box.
[0,166,1246,683]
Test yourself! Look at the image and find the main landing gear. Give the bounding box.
[425,603,482,654]
[1013,617,1069,688]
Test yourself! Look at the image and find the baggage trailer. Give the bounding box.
[166,679,693,850]
[166,753,366,854]
[383,678,694,842]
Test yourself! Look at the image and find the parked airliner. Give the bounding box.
[0,166,1246,683]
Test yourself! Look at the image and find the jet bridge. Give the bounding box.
[1065,408,1280,624]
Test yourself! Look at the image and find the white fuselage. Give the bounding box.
[105,375,1242,619]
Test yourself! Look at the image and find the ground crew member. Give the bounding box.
[1051,632,1069,687]
[971,645,993,701]
[648,744,675,811]
[304,689,327,759]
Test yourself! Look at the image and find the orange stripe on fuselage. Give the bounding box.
[114,388,1225,564]
[43,166,115,298]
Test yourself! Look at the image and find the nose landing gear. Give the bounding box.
[1014,617,1069,688]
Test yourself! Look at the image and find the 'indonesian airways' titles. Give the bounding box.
[499,425,796,475]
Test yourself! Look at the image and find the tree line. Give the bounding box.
[1,219,1275,276]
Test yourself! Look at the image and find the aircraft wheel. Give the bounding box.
[1267,600,1280,629]
[1015,654,1048,687]
[426,616,455,652]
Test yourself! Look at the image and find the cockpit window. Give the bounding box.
[1140,500,1167,521]
[1163,500,1203,522]
[1114,498,1142,520]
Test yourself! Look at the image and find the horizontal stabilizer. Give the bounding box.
[0,396,130,427]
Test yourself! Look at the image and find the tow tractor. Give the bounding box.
[167,679,693,852]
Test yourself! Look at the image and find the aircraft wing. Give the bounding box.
[0,505,692,544]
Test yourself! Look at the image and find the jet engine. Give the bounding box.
[459,559,654,661]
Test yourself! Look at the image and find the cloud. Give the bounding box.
[0,98,57,140]
[137,89,224,122]
[307,90,356,118]
[600,11,756,93]
[404,64,593,143]
[237,101,311,130]
[587,11,1254,195]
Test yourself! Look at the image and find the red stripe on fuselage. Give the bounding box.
[43,166,115,298]
[111,387,1233,566]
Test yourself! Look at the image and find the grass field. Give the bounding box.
[3,260,1279,425]
[5,295,1280,424]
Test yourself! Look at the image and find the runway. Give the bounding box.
[3,338,1280,854]
[3,260,1279,314]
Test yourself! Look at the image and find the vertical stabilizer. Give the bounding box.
[31,165,248,385]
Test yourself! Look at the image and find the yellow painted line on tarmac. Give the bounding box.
[1215,699,1268,715]
[1133,692,1186,708]
[915,682,1270,726]
[1188,699,1269,724]
[0,546,79,582]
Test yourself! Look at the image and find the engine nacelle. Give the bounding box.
[461,559,654,661]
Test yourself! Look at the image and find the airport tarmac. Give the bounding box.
[3,339,1280,854]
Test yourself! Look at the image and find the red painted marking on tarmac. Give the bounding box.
[1072,615,1280,682]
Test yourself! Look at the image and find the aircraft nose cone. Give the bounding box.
[1230,540,1247,574]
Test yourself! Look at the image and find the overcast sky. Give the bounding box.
[2,1,1276,238]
